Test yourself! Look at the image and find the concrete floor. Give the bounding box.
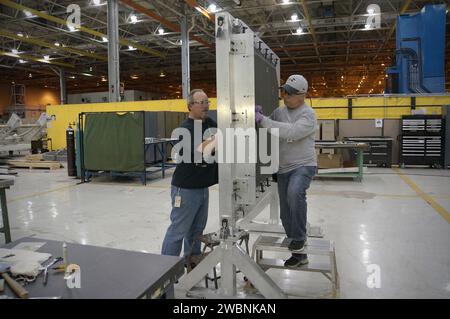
[1,166,449,298]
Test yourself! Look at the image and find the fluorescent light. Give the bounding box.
[207,4,217,13]
[23,10,35,18]
[130,75,139,80]
[11,49,18,55]
[82,73,93,77]
[69,75,76,79]
[17,32,24,37]
[158,28,164,35]
[54,42,60,47]
[296,27,303,35]
[44,55,50,61]
[102,37,108,42]
[291,13,298,21]
[128,45,136,50]
[19,59,26,64]
[130,14,138,23]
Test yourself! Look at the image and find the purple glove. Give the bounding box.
[255,105,264,124]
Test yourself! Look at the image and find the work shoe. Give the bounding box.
[288,239,306,252]
[284,255,309,268]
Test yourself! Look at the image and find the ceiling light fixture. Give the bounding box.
[207,4,217,13]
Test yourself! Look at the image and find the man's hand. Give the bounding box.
[255,105,264,124]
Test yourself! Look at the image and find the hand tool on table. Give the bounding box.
[0,262,29,299]
[41,257,63,285]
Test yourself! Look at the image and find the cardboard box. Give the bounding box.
[317,153,343,169]
[320,120,335,154]
[321,120,335,140]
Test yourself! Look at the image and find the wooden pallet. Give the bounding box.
[25,154,44,162]
[7,160,62,170]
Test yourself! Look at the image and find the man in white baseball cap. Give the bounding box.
[281,74,308,95]
[255,74,317,268]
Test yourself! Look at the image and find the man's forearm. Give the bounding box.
[260,117,315,141]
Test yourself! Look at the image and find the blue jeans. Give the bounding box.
[161,186,209,258]
[277,166,316,242]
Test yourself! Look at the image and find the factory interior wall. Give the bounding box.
[0,84,10,115]
[0,84,60,118]
[46,95,450,151]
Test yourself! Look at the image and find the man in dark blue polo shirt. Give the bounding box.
[161,89,218,264]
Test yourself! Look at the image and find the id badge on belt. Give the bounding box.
[174,188,182,208]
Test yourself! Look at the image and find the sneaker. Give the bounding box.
[288,239,306,252]
[284,255,309,268]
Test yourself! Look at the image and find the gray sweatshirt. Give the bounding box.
[260,103,317,174]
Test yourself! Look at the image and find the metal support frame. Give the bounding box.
[107,0,120,102]
[0,180,14,244]
[0,189,11,243]
[181,4,190,99]
[235,184,284,233]
[178,12,287,299]
[59,68,67,105]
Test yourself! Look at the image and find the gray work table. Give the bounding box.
[1,237,184,299]
[0,178,14,243]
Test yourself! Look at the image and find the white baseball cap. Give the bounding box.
[281,74,308,94]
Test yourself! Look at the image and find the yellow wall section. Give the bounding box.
[46,95,450,150]
[46,99,217,150]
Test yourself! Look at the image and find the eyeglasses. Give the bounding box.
[192,100,210,106]
[283,90,304,96]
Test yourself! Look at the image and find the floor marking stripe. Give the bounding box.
[393,168,450,223]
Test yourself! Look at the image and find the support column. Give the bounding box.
[107,0,120,102]
[59,68,67,104]
[181,4,190,99]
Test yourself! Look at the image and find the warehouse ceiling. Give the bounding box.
[0,0,449,99]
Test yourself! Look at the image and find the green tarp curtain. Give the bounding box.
[83,112,145,172]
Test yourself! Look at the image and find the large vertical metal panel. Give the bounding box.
[216,12,279,224]
[254,51,279,183]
